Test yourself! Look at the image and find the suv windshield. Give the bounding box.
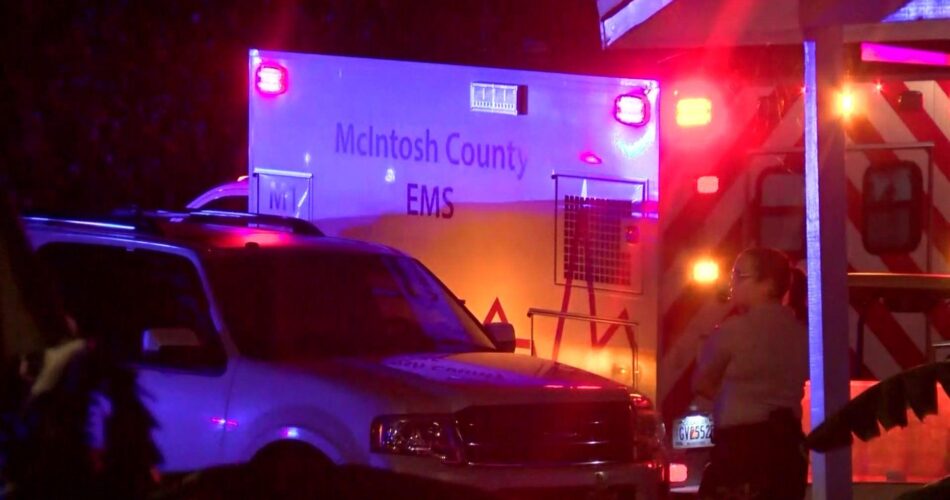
[206,248,496,360]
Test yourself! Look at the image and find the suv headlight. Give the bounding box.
[370,414,462,463]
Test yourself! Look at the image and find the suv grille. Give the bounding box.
[455,402,633,465]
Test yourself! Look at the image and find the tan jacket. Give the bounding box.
[693,302,809,428]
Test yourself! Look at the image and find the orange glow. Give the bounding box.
[691,258,720,284]
[838,89,856,117]
[670,463,688,483]
[676,98,712,127]
[875,82,883,92]
[664,80,729,152]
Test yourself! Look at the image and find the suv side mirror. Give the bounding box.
[142,327,201,354]
[484,323,516,353]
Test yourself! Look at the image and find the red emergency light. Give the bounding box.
[861,42,950,67]
[256,62,288,95]
[614,91,650,127]
[580,151,603,165]
[629,392,652,409]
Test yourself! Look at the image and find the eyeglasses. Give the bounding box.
[731,271,755,283]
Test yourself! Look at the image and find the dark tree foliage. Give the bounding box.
[0,0,599,213]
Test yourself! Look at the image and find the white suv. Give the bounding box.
[25,211,664,499]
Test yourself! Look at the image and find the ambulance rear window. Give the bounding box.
[863,161,922,255]
[756,168,804,260]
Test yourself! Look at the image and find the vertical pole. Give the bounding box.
[803,27,853,500]
[927,149,935,362]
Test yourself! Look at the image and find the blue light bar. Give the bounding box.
[802,40,826,428]
[884,0,950,22]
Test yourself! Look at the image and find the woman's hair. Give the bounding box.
[787,267,807,322]
[737,247,807,321]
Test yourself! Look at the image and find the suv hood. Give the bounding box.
[378,352,619,389]
[267,351,632,411]
[347,351,630,409]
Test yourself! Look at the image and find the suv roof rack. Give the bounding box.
[159,210,324,236]
[24,209,323,237]
[23,211,164,235]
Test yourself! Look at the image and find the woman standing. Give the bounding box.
[694,247,809,500]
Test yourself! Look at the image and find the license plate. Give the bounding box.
[672,415,714,449]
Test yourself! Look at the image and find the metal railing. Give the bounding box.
[526,307,639,388]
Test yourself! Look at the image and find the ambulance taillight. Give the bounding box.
[670,463,688,483]
[614,92,650,127]
[256,63,288,96]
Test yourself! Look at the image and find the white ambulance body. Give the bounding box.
[246,50,661,398]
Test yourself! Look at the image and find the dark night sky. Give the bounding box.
[3,1,942,215]
[0,0,600,213]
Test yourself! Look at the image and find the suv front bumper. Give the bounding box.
[375,456,664,499]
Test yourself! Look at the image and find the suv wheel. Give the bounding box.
[251,441,333,499]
